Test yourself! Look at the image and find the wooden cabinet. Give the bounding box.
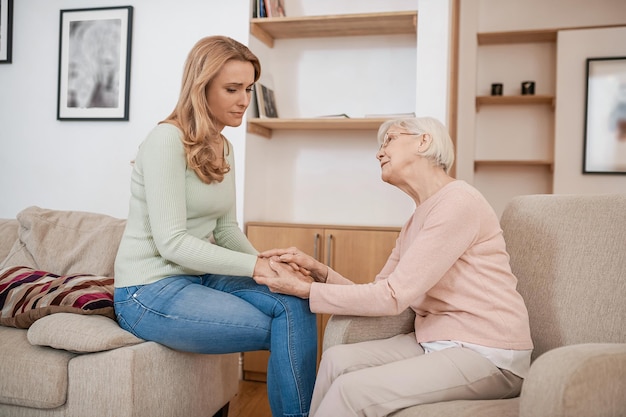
[241,222,400,381]
[246,11,417,138]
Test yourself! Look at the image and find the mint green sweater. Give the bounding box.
[114,123,258,288]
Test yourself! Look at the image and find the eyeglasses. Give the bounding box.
[379,132,421,151]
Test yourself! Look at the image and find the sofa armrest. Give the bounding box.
[322,309,415,352]
[520,343,626,417]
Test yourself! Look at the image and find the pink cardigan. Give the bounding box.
[309,181,533,351]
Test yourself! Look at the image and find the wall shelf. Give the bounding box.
[247,117,389,139]
[475,160,553,167]
[477,29,557,45]
[477,24,625,46]
[250,11,417,47]
[476,95,555,110]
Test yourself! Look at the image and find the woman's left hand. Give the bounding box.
[253,257,314,299]
[259,247,328,283]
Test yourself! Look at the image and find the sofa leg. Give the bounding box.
[212,402,230,417]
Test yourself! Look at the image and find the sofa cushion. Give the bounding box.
[0,206,126,277]
[0,266,114,329]
[0,326,75,409]
[28,313,144,353]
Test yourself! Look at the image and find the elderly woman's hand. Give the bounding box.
[253,257,314,299]
[259,247,329,283]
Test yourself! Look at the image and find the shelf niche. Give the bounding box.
[247,10,418,138]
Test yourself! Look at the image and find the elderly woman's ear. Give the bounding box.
[418,133,432,152]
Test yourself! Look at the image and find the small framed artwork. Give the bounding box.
[583,56,626,174]
[57,6,133,121]
[256,83,279,118]
[0,0,13,63]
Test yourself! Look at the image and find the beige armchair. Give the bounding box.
[323,194,626,417]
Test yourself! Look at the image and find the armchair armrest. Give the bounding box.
[520,343,626,417]
[322,309,415,352]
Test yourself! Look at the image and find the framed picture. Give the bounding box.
[583,56,626,174]
[57,6,133,121]
[0,0,13,63]
[256,83,279,118]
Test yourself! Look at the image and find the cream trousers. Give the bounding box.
[311,332,522,417]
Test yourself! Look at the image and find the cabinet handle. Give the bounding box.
[325,234,333,266]
[313,233,320,260]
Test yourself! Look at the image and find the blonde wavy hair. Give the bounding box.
[162,36,261,184]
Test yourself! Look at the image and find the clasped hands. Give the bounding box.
[252,247,328,299]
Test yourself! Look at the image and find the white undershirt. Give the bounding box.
[420,340,532,378]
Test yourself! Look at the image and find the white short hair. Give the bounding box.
[377,116,455,173]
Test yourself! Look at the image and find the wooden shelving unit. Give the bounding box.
[247,117,391,139]
[470,26,560,213]
[247,11,418,138]
[250,11,417,47]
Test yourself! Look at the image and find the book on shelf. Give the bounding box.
[252,0,266,18]
[255,83,279,118]
[249,88,260,118]
[253,0,285,18]
[265,0,286,17]
[317,114,351,118]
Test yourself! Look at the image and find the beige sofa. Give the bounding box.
[0,206,239,417]
[323,193,626,417]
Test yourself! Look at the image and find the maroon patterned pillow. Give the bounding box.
[0,266,114,329]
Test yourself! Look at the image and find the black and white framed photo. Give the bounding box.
[57,6,133,121]
[583,56,626,174]
[0,0,13,63]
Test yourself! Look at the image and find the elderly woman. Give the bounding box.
[254,116,533,417]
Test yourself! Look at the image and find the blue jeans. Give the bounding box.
[114,274,317,417]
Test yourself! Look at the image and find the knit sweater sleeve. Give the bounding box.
[132,125,257,278]
[309,186,480,316]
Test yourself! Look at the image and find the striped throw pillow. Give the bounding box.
[0,266,114,329]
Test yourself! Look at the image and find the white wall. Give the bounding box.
[0,0,250,219]
[415,0,452,124]
[554,26,626,194]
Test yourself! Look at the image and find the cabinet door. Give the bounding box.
[317,229,399,356]
[243,224,324,381]
[247,224,325,259]
[323,229,399,283]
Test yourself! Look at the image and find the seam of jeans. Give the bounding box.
[231,288,311,415]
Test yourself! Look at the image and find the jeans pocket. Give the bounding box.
[115,310,137,335]
[114,286,145,336]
